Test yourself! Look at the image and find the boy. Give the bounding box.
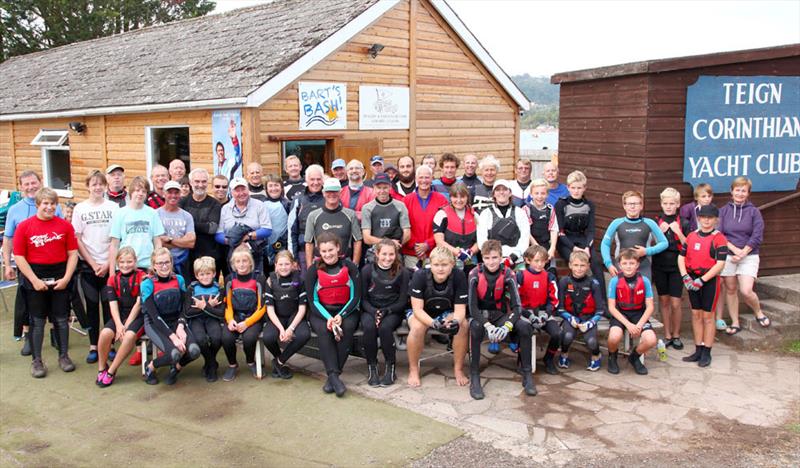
[527,179,559,275]
[557,251,605,371]
[467,240,534,399]
[679,183,713,232]
[516,245,560,374]
[184,256,225,382]
[606,249,657,375]
[601,190,668,280]
[678,204,727,368]
[652,188,689,350]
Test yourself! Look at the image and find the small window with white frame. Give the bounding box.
[145,126,190,176]
[31,129,69,146]
[41,146,72,197]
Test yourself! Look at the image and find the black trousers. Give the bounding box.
[262,315,311,364]
[144,320,201,368]
[359,311,403,365]
[77,268,111,347]
[188,315,223,369]
[469,315,534,373]
[308,313,359,376]
[27,287,70,360]
[220,322,263,365]
[541,319,561,356]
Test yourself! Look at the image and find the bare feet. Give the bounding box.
[407,371,421,387]
[454,369,469,386]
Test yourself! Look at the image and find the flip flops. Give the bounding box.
[726,326,742,336]
[756,315,771,328]
[715,319,727,331]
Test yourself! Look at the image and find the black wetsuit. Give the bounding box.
[360,263,410,366]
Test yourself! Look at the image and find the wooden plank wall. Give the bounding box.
[0,122,15,189]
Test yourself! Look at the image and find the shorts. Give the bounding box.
[652,268,683,298]
[688,276,720,312]
[121,314,145,334]
[403,254,423,270]
[721,254,759,278]
[609,310,653,331]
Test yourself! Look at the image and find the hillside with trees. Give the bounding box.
[512,74,560,128]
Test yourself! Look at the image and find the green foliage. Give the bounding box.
[0,0,216,62]
[785,340,800,354]
[511,74,560,129]
[521,104,559,129]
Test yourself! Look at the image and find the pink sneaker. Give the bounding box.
[98,371,115,388]
[96,369,107,386]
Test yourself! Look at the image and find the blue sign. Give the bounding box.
[684,76,800,192]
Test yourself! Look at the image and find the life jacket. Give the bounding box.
[111,270,143,318]
[269,272,302,317]
[615,273,646,312]
[423,269,454,316]
[518,269,549,310]
[685,230,723,274]
[151,275,182,323]
[475,265,509,311]
[442,205,477,250]
[529,204,553,248]
[185,281,222,319]
[368,266,400,309]
[489,205,520,246]
[563,276,596,317]
[316,264,351,306]
[226,275,262,319]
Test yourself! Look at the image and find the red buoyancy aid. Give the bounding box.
[615,273,646,311]
[112,270,144,313]
[564,277,596,317]
[685,230,722,274]
[317,265,351,306]
[442,205,477,249]
[518,269,548,310]
[227,276,261,315]
[476,265,509,311]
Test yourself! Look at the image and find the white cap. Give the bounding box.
[230,177,247,190]
[493,179,513,191]
[322,177,342,192]
[164,180,182,192]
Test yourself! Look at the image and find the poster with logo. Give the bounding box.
[359,85,410,130]
[212,110,243,181]
[299,82,347,130]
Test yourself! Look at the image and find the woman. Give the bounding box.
[433,183,478,275]
[306,232,361,397]
[717,177,769,335]
[142,248,200,385]
[472,155,500,214]
[477,179,530,269]
[360,239,409,387]
[264,174,291,271]
[14,188,79,378]
[262,250,311,378]
[72,169,118,363]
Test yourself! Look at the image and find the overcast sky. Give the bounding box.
[213,0,800,76]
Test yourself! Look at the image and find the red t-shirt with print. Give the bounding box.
[13,216,78,264]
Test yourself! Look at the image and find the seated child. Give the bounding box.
[183,256,225,382]
[557,251,606,371]
[516,245,560,375]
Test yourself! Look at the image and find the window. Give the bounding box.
[31,129,69,146]
[41,146,72,196]
[146,126,190,175]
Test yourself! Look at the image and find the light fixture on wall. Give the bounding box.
[68,122,86,134]
[368,43,384,59]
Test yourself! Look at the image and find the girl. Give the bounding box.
[360,239,409,387]
[262,251,310,379]
[142,248,200,385]
[220,246,267,381]
[96,247,146,387]
[184,256,225,382]
[433,183,478,275]
[306,232,361,397]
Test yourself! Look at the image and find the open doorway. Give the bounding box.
[282,140,330,177]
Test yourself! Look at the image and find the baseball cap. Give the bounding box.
[164,180,182,192]
[372,173,392,186]
[370,155,384,165]
[697,204,719,218]
[323,177,342,192]
[331,158,346,170]
[384,163,397,172]
[106,164,124,174]
[493,179,513,191]
[229,177,248,190]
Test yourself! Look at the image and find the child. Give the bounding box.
[220,246,267,381]
[516,245,560,375]
[184,256,225,382]
[557,251,606,371]
[263,250,311,380]
[679,183,713,232]
[652,188,689,350]
[678,204,727,368]
[467,240,534,399]
[96,247,146,387]
[526,179,558,275]
[601,190,668,280]
[606,249,657,375]
[142,248,201,385]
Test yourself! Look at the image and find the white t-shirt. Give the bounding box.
[71,199,118,265]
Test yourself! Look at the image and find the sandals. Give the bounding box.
[756,315,771,328]
[715,319,727,331]
[726,326,742,336]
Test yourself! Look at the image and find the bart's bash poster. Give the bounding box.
[212,110,243,181]
[299,82,347,130]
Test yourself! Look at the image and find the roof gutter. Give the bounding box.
[0,97,247,121]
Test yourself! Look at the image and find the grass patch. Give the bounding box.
[787,423,800,434]
[784,340,800,354]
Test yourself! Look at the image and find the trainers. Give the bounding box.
[487,342,500,354]
[20,335,32,356]
[628,352,648,375]
[129,350,142,366]
[143,361,158,385]
[587,356,601,372]
[31,359,47,378]
[543,353,559,375]
[86,349,99,364]
[663,338,674,349]
[58,354,76,372]
[98,371,115,388]
[367,364,380,387]
[329,373,347,397]
[557,355,571,369]
[271,359,292,379]
[379,362,396,387]
[247,363,259,379]
[165,366,180,385]
[222,365,238,382]
[395,335,407,351]
[682,346,703,362]
[509,342,519,353]
[698,347,712,368]
[672,337,684,350]
[323,376,335,394]
[608,352,620,374]
[469,374,484,400]
[108,348,117,361]
[206,363,219,383]
[96,368,108,386]
[521,371,537,396]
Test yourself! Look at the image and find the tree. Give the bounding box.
[0,0,216,63]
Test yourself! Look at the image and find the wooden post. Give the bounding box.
[241,107,260,166]
[409,0,417,159]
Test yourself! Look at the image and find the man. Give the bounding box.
[215,178,272,274]
[472,155,500,214]
[340,159,374,222]
[283,155,305,201]
[544,162,569,206]
[212,174,229,205]
[180,168,222,282]
[432,152,460,199]
[402,166,448,269]
[246,162,267,201]
[304,177,362,267]
[511,158,533,207]
[364,155,384,187]
[169,159,187,182]
[105,164,129,207]
[287,164,325,273]
[384,163,398,182]
[158,181,196,279]
[394,156,416,198]
[331,159,348,187]
[361,173,411,254]
[459,154,480,191]
[146,165,169,209]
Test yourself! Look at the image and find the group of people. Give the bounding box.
[4,150,768,401]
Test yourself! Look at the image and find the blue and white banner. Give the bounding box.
[299,82,347,130]
[683,75,800,192]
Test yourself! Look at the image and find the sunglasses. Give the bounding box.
[214,185,228,189]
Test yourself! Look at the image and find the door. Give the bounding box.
[333,138,381,171]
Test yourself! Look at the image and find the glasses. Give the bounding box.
[214,185,228,189]
[154,261,171,267]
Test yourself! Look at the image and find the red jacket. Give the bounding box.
[340,185,374,221]
[402,190,448,257]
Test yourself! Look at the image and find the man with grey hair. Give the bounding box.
[459,153,480,191]
[402,165,448,269]
[340,159,374,222]
[180,168,223,281]
[146,165,169,209]
[246,162,267,201]
[169,158,187,182]
[544,161,568,205]
[287,164,325,273]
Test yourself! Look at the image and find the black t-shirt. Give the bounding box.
[409,268,468,304]
[179,195,221,258]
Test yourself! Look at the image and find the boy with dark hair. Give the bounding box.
[517,245,560,374]
[557,251,605,371]
[467,240,534,400]
[606,248,657,375]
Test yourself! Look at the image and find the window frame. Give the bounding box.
[30,129,69,146]
[144,125,190,177]
[40,145,73,198]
